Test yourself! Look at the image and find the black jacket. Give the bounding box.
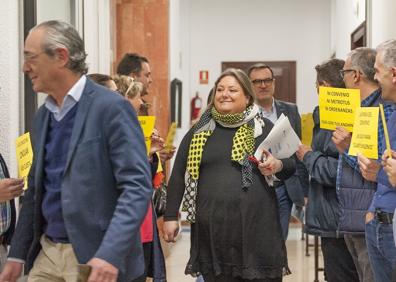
[0,154,17,244]
[302,106,340,237]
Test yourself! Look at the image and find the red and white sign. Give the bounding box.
[199,70,209,84]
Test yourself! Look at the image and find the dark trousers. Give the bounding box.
[131,242,153,282]
[344,234,374,282]
[275,185,293,240]
[365,219,396,282]
[321,237,359,282]
[202,273,281,282]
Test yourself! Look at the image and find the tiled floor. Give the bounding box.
[164,224,326,282]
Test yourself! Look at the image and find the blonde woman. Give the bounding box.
[112,74,144,113]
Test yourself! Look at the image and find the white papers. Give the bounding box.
[254,114,301,160]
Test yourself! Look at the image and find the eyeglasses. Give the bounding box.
[251,78,274,86]
[339,69,357,79]
[23,51,46,62]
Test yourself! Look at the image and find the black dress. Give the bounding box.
[164,121,295,280]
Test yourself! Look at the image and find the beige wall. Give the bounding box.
[115,0,170,138]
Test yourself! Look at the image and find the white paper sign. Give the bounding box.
[254,114,301,159]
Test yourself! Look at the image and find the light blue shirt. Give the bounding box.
[258,98,278,124]
[45,75,86,121]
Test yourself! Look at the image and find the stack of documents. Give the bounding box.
[254,114,301,160]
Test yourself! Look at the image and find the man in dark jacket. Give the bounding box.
[0,154,23,270]
[248,63,309,240]
[296,59,359,282]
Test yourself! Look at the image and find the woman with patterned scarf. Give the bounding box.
[163,68,295,282]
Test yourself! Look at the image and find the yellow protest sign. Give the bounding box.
[156,152,164,173]
[301,113,314,146]
[164,122,177,152]
[15,133,33,190]
[348,107,378,159]
[319,86,360,132]
[138,116,156,154]
[379,104,392,158]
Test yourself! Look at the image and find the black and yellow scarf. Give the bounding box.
[182,104,263,223]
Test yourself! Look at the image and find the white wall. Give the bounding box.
[332,0,366,59]
[84,0,112,75]
[37,0,71,23]
[370,0,396,47]
[331,0,396,57]
[35,0,112,107]
[36,0,74,107]
[37,0,112,75]
[176,0,332,143]
[0,0,22,176]
[170,0,191,148]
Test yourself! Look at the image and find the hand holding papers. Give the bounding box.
[254,114,301,160]
[257,149,284,176]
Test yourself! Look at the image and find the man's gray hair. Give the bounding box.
[348,47,377,83]
[33,20,88,74]
[376,39,396,69]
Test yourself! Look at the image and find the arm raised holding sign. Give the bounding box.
[357,153,380,182]
[382,149,396,187]
[332,126,352,154]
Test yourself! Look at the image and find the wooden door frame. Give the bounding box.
[221,61,296,103]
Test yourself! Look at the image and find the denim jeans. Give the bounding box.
[365,218,396,282]
[275,185,293,240]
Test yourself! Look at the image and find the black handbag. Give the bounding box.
[153,182,167,217]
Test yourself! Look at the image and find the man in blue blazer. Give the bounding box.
[0,20,152,282]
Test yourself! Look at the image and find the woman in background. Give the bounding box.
[88,73,118,91]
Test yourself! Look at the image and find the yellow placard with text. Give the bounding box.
[301,113,314,146]
[164,122,177,152]
[319,86,361,132]
[138,116,156,154]
[15,133,33,190]
[348,107,378,159]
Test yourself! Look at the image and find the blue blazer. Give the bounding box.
[8,78,152,281]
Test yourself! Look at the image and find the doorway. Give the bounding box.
[221,61,296,103]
